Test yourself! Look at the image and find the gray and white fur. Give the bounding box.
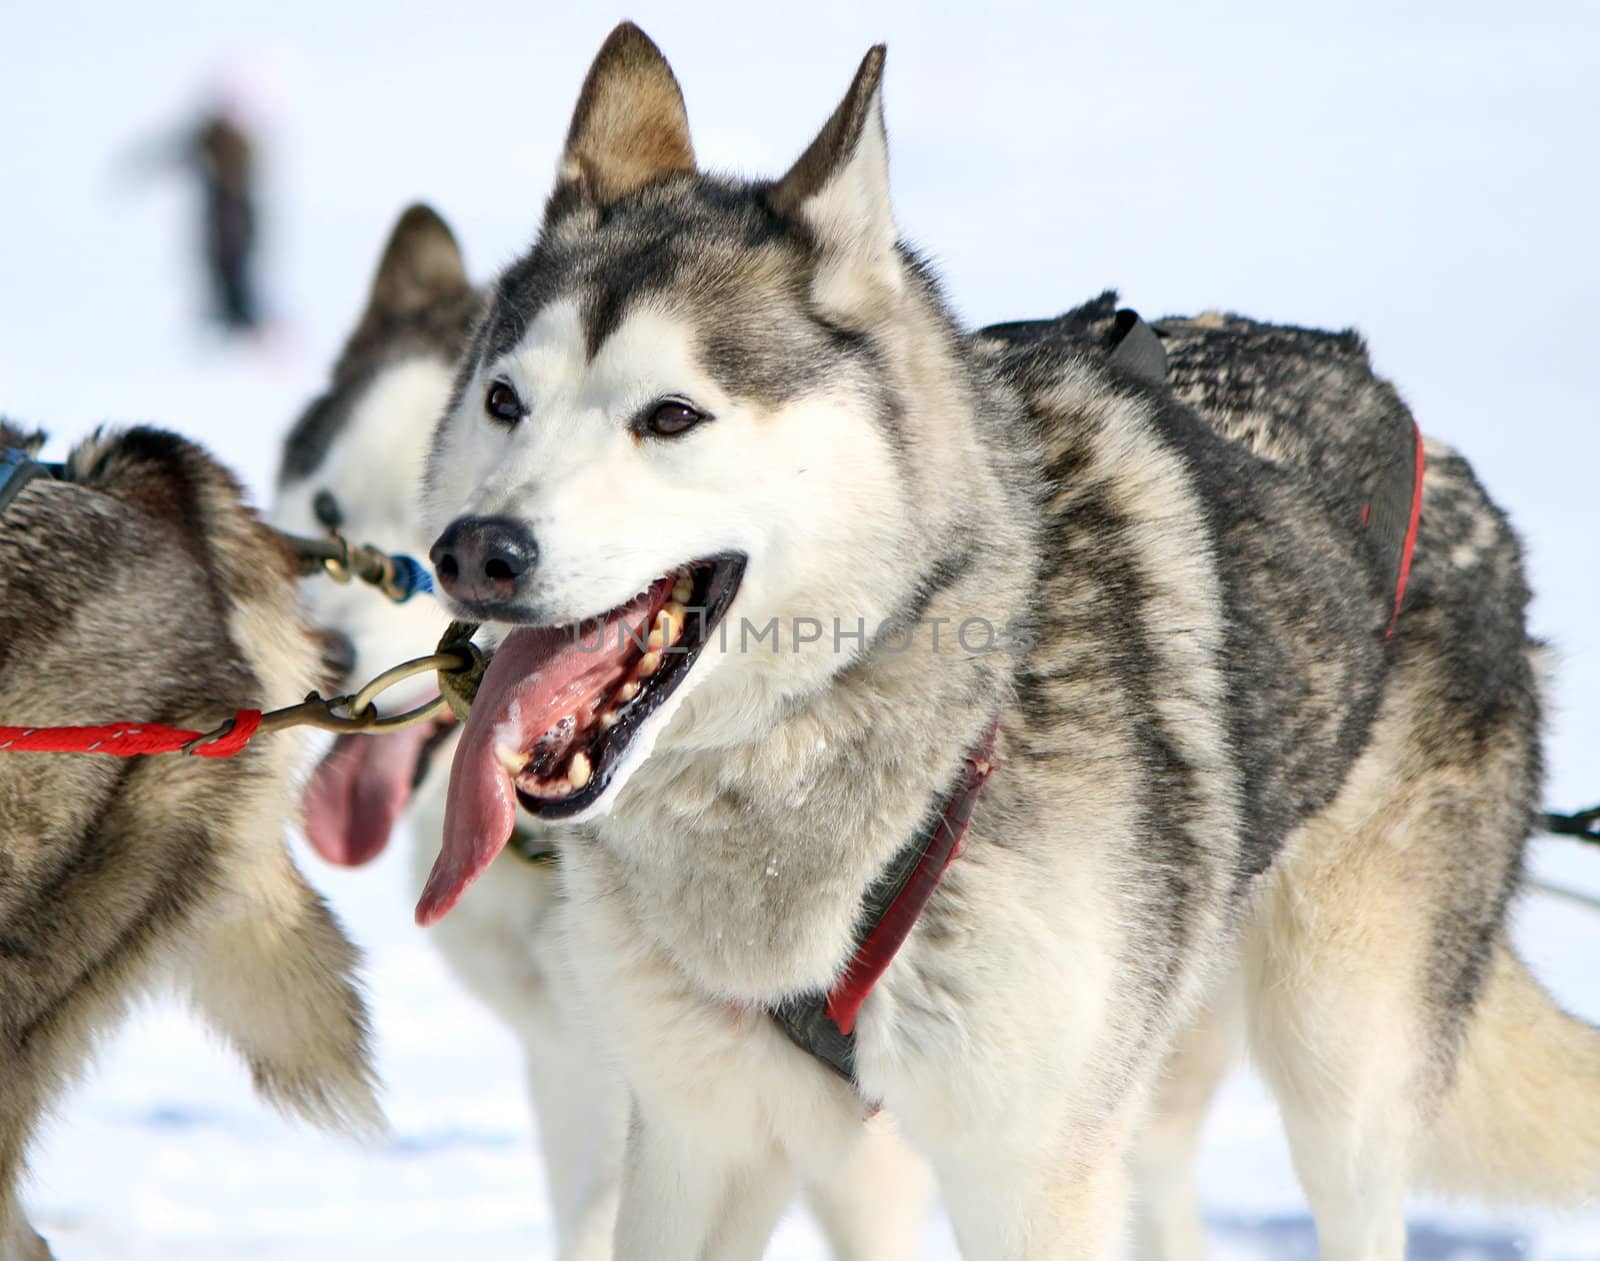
[0,422,382,1260]
[416,25,1598,1259]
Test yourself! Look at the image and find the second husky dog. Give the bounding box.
[417,24,1599,1260]
[0,422,381,1261]
[274,204,933,1260]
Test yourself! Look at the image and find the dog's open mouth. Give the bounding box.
[417,554,744,925]
[498,557,744,816]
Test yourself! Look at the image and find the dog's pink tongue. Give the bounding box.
[304,727,433,867]
[415,625,587,925]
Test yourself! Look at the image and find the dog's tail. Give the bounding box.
[181,848,386,1141]
[1420,938,1600,1202]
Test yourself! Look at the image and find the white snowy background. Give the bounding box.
[2,1,1597,1256]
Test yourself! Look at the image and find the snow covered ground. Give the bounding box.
[2,1,1597,1256]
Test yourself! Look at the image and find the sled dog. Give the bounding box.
[416,25,1598,1258]
[0,422,381,1260]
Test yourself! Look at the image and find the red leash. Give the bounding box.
[0,644,476,761]
[0,711,262,759]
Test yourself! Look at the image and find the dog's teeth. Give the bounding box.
[567,752,592,790]
[617,680,641,703]
[647,626,665,653]
[637,651,662,677]
[657,603,685,643]
[599,709,620,729]
[495,744,529,775]
[672,572,693,603]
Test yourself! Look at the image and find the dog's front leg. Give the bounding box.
[929,1121,1136,1261]
[1129,977,1244,1261]
[867,914,1162,1258]
[803,1110,934,1261]
[613,1101,796,1261]
[519,1024,626,1261]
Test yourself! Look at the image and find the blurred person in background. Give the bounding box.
[192,108,260,332]
[122,95,267,337]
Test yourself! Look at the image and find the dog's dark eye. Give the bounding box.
[647,399,705,437]
[485,381,523,424]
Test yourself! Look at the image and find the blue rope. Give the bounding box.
[389,553,434,602]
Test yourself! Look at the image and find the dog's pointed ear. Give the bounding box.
[361,203,470,325]
[769,46,898,318]
[557,22,696,206]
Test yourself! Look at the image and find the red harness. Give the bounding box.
[1388,424,1426,637]
[770,722,997,1086]
[1362,422,1426,639]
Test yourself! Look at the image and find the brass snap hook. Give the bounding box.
[346,650,471,733]
[180,642,480,755]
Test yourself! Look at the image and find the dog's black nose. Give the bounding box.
[430,515,538,605]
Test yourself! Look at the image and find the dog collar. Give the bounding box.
[770,720,998,1089]
[0,447,63,518]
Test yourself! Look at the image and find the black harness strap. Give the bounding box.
[1542,806,1600,844]
[1106,310,1423,637]
[1107,308,1170,386]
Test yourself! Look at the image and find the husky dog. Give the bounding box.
[282,219,1543,1261]
[415,24,1600,1259]
[275,204,933,1259]
[0,422,382,1261]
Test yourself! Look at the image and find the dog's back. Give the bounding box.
[0,423,380,1256]
[979,298,1593,1232]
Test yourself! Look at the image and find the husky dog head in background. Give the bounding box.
[421,26,1022,918]
[276,206,481,866]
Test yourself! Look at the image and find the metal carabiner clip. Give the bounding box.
[181,645,477,754]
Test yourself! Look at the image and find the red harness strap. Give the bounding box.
[1359,419,1426,640]
[826,727,997,1035]
[0,710,263,759]
[1386,424,1426,638]
[771,721,998,1086]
